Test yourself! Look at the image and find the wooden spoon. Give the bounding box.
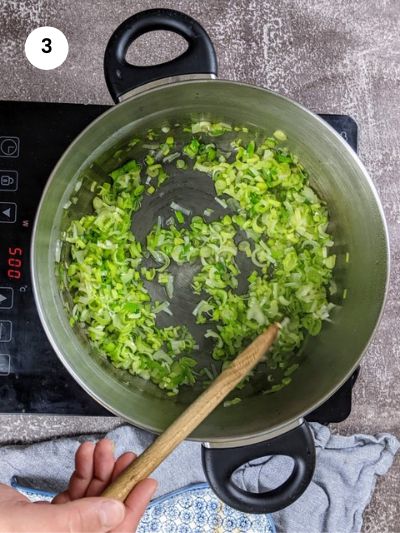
[102,323,280,501]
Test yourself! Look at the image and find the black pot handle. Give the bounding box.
[104,8,218,102]
[202,421,315,514]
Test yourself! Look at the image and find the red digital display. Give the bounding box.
[7,247,23,280]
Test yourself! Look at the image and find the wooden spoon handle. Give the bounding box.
[102,323,280,501]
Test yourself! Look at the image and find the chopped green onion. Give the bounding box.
[191,121,211,134]
[175,210,185,224]
[223,397,242,407]
[61,120,335,397]
[273,129,287,141]
[145,154,155,166]
[147,164,161,178]
[183,139,200,158]
[176,159,187,169]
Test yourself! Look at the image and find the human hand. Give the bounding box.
[0,439,157,532]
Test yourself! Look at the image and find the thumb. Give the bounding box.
[15,497,126,532]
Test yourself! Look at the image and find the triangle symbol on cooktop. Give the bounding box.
[0,295,6,303]
[2,208,11,218]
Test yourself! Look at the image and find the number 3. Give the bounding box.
[42,38,52,53]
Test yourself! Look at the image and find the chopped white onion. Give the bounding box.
[246,302,266,325]
[154,149,164,162]
[143,143,160,150]
[192,301,202,316]
[150,250,170,272]
[163,152,180,163]
[155,301,173,316]
[251,249,265,268]
[163,304,173,316]
[170,201,191,216]
[214,197,227,209]
[166,275,174,299]
[226,197,240,210]
[55,240,61,262]
[281,317,290,328]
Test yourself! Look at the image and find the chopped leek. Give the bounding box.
[61,121,336,397]
[175,210,185,224]
[273,129,287,141]
[176,159,187,169]
[223,397,242,407]
[170,202,191,216]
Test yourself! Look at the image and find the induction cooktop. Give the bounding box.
[0,100,358,422]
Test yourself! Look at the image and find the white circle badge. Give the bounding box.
[25,27,69,70]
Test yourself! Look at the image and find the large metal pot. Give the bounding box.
[31,9,389,513]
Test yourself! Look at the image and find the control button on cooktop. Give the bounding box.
[0,288,13,309]
[0,202,17,223]
[0,320,12,342]
[0,137,19,158]
[0,354,10,375]
[0,170,18,191]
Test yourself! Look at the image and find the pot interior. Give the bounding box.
[32,80,388,442]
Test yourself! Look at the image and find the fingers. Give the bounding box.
[52,490,71,504]
[45,442,154,533]
[46,446,155,533]
[113,479,158,533]
[85,439,116,497]
[57,439,131,503]
[1,497,126,533]
[111,452,137,482]
[66,441,96,500]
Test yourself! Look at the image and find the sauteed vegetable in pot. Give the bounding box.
[60,121,335,397]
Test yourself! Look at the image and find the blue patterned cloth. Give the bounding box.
[139,483,275,533]
[13,481,276,533]
[5,423,399,533]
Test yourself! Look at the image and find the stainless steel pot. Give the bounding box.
[31,9,389,513]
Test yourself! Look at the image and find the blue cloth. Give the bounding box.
[14,482,276,533]
[1,422,398,533]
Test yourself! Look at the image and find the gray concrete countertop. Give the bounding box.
[0,0,399,531]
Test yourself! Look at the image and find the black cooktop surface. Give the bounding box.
[0,101,358,421]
